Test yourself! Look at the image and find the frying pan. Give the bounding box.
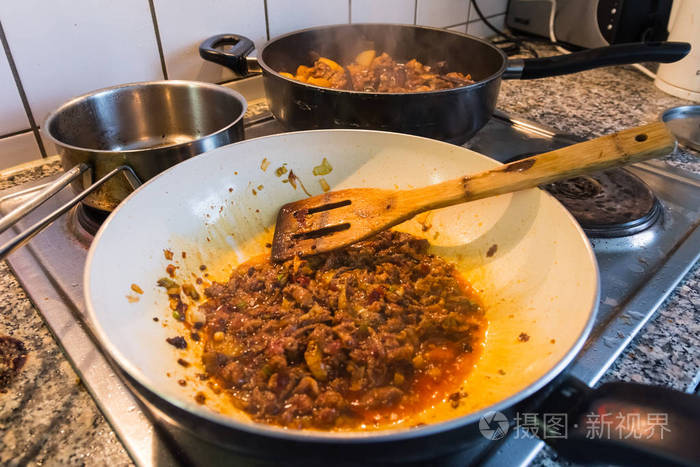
[199,24,690,144]
[85,130,699,465]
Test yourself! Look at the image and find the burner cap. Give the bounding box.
[545,168,661,237]
[75,203,110,236]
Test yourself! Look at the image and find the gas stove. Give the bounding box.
[1,76,699,466]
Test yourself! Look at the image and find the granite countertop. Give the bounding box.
[0,49,698,466]
[0,158,133,465]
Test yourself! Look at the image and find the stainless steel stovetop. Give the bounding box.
[1,77,699,466]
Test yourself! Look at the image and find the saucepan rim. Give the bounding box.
[43,79,248,155]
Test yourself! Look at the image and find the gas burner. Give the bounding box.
[545,168,662,237]
[74,203,110,236]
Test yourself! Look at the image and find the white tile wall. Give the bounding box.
[0,131,41,170]
[469,0,509,21]
[351,0,415,24]
[467,14,506,38]
[416,0,469,28]
[154,0,268,82]
[0,0,509,169]
[0,0,164,125]
[267,0,349,38]
[0,50,29,136]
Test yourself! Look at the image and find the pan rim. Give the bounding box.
[43,80,248,155]
[257,23,508,96]
[84,128,599,443]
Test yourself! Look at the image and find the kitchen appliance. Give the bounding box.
[1,76,698,466]
[506,0,673,49]
[0,81,247,260]
[199,25,688,145]
[654,0,700,102]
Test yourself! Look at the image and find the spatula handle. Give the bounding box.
[408,122,675,213]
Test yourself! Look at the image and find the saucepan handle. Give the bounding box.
[199,34,261,77]
[0,166,141,260]
[540,377,700,466]
[503,42,691,79]
[0,163,90,236]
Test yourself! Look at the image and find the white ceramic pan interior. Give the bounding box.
[85,130,598,439]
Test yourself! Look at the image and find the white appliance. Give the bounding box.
[506,0,673,48]
[655,0,700,101]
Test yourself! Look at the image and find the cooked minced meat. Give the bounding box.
[282,51,474,93]
[199,231,485,429]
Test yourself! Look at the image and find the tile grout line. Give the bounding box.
[263,0,270,40]
[0,20,46,158]
[444,12,506,30]
[413,0,418,24]
[466,0,472,28]
[0,128,34,140]
[348,0,352,23]
[147,0,169,80]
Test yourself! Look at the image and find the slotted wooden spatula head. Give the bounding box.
[270,122,675,262]
[271,187,417,261]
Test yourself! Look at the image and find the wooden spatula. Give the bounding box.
[271,122,675,261]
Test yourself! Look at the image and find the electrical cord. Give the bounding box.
[545,0,657,79]
[469,0,539,58]
[547,0,571,55]
[472,0,657,79]
[631,63,658,79]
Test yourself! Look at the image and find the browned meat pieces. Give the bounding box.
[361,386,404,410]
[287,283,314,308]
[198,230,485,429]
[165,336,187,349]
[361,53,474,92]
[289,52,474,93]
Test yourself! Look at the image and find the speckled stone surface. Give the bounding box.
[0,157,62,192]
[0,158,134,465]
[0,47,698,466]
[0,262,132,466]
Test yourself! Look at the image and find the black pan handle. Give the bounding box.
[504,42,691,79]
[538,377,700,466]
[199,34,259,77]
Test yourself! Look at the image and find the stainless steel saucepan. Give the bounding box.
[0,80,246,259]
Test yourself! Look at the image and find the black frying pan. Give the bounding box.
[200,24,690,145]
